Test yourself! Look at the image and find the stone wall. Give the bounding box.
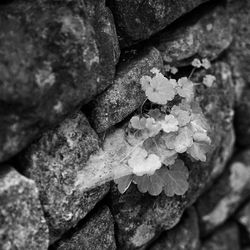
[1,0,250,249]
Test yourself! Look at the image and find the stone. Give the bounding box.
[84,0,120,94]
[87,47,163,133]
[53,206,116,250]
[227,0,250,87]
[196,150,250,235]
[201,223,240,250]
[234,89,250,148]
[237,201,250,240]
[154,3,232,66]
[149,207,200,250]
[22,112,109,242]
[0,166,49,250]
[0,0,119,162]
[108,62,235,249]
[108,0,209,47]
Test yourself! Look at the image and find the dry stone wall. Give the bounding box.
[1,0,250,249]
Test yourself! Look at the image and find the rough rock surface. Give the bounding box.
[201,223,240,250]
[109,62,235,249]
[108,0,209,47]
[23,112,109,242]
[0,0,118,162]
[237,201,250,240]
[87,47,163,133]
[154,3,232,66]
[227,0,250,87]
[149,207,200,250]
[196,150,250,235]
[54,206,116,250]
[0,166,49,250]
[234,89,250,148]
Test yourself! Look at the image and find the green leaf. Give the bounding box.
[160,114,179,133]
[187,142,210,162]
[158,159,189,197]
[140,68,177,105]
[176,77,194,102]
[114,175,133,194]
[174,127,193,153]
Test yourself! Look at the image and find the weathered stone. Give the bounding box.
[0,166,49,250]
[54,206,116,250]
[84,0,120,94]
[108,0,209,47]
[0,0,119,162]
[149,207,200,250]
[108,62,235,249]
[154,3,232,66]
[87,47,163,133]
[201,223,240,250]
[227,0,250,87]
[196,150,250,235]
[236,201,250,240]
[234,89,250,148]
[22,112,109,242]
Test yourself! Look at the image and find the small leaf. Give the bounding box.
[176,77,194,102]
[145,117,162,137]
[203,74,216,87]
[148,109,163,120]
[162,132,177,150]
[201,58,211,69]
[160,114,179,133]
[115,175,133,194]
[191,58,202,68]
[174,127,193,153]
[187,142,210,162]
[128,147,162,176]
[158,159,189,197]
[140,69,177,105]
[171,105,191,127]
[130,116,146,130]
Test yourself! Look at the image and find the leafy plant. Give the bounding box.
[114,59,214,196]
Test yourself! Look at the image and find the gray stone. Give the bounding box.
[227,0,250,87]
[149,207,200,250]
[237,201,250,239]
[154,4,232,66]
[0,0,119,162]
[23,112,109,242]
[234,89,250,148]
[196,150,250,235]
[108,0,209,47]
[109,62,235,249]
[54,206,116,250]
[0,166,49,250]
[87,47,163,133]
[201,223,240,250]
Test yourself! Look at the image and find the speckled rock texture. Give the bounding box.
[227,0,250,87]
[87,47,163,133]
[237,201,250,240]
[23,112,109,242]
[201,223,240,250]
[0,166,49,250]
[196,150,250,236]
[109,62,235,249]
[0,0,119,163]
[54,206,116,250]
[154,3,232,66]
[108,0,209,47]
[149,207,200,250]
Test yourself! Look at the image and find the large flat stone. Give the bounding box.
[54,206,116,250]
[196,150,250,235]
[23,112,109,242]
[149,207,200,250]
[154,3,232,66]
[0,0,119,162]
[0,166,49,250]
[108,0,209,47]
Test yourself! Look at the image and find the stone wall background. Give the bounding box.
[1,0,250,249]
